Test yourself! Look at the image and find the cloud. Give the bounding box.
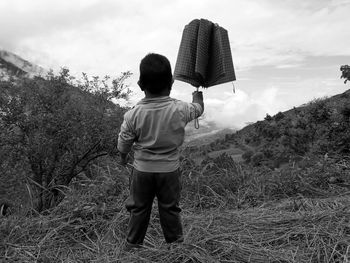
[232,0,350,68]
[2,0,350,74]
[1,0,350,130]
[0,0,121,39]
[200,86,287,128]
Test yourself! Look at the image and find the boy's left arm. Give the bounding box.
[117,112,136,166]
[119,152,128,166]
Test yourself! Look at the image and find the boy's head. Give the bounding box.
[138,53,173,95]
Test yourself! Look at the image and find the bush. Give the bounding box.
[242,150,253,163]
[0,69,131,212]
[306,98,332,124]
[274,111,285,121]
[251,152,264,166]
[340,102,350,121]
[264,114,273,121]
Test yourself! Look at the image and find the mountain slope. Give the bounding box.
[228,89,350,167]
[0,50,46,79]
[182,88,350,168]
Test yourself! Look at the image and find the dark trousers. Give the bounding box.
[125,168,183,245]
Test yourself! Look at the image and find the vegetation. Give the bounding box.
[240,93,350,168]
[340,65,350,83]
[0,70,131,212]
[1,70,350,262]
[1,153,349,262]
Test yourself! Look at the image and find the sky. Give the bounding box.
[1,0,350,129]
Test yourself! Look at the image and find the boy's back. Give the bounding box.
[118,96,202,172]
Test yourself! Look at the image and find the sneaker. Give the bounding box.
[123,241,142,252]
[166,238,184,250]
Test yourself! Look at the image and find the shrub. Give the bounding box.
[274,111,285,121]
[242,150,253,163]
[255,121,280,140]
[0,69,131,212]
[251,152,264,166]
[340,102,350,121]
[306,98,332,124]
[264,113,273,121]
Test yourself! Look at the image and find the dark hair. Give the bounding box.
[138,53,173,94]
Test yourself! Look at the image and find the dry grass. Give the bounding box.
[1,155,350,262]
[2,196,349,262]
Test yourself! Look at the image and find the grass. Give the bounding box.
[1,155,350,262]
[207,147,244,159]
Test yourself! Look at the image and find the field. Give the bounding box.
[1,154,350,263]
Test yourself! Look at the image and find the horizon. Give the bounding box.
[1,0,350,128]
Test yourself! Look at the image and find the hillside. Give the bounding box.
[0,50,46,79]
[183,88,350,168]
[185,122,235,146]
[1,52,350,262]
[235,89,350,167]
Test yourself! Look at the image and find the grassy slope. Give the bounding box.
[1,154,350,262]
[238,89,350,151]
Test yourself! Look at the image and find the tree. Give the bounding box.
[274,111,285,121]
[340,65,350,84]
[306,98,332,124]
[264,114,272,121]
[0,69,131,212]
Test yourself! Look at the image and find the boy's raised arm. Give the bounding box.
[192,91,204,112]
[182,91,204,124]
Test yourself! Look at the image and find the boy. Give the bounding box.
[117,53,204,248]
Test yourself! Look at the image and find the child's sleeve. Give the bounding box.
[117,112,136,154]
[183,102,204,124]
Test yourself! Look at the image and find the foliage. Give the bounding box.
[340,101,350,120]
[242,95,350,167]
[264,113,272,121]
[306,98,332,124]
[242,150,253,163]
[340,65,350,83]
[0,69,130,212]
[273,111,285,121]
[250,151,264,166]
[79,71,132,101]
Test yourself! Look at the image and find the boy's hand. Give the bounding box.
[192,91,204,110]
[119,152,128,166]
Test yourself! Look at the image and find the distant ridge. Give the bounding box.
[0,49,46,79]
